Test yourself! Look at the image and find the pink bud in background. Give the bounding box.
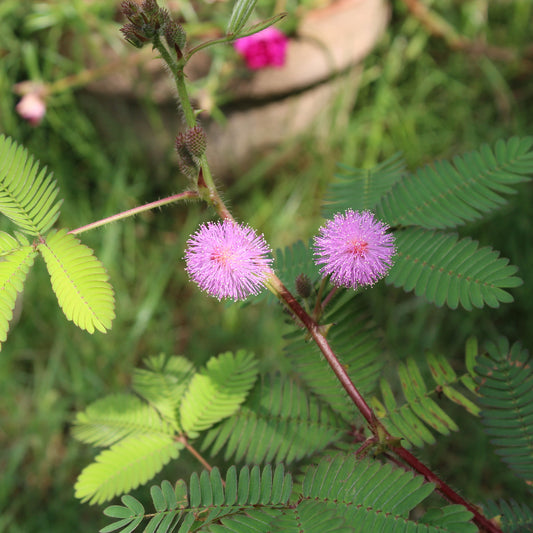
[16,92,46,126]
[234,27,288,70]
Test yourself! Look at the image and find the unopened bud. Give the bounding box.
[184,126,207,158]
[295,273,312,299]
[141,0,159,15]
[164,20,187,52]
[120,0,140,18]
[175,132,198,178]
[120,22,149,48]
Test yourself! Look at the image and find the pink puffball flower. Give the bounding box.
[233,27,288,70]
[313,209,396,289]
[16,93,46,126]
[185,219,273,301]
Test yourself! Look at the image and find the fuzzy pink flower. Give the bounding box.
[234,27,288,70]
[313,210,396,289]
[185,219,273,301]
[16,93,46,126]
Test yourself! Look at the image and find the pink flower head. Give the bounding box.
[313,210,396,289]
[185,219,273,301]
[16,92,46,126]
[234,27,288,70]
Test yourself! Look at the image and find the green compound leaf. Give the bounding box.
[180,350,258,434]
[133,354,196,431]
[421,505,478,533]
[295,453,475,532]
[75,434,183,505]
[72,393,175,448]
[38,228,115,333]
[0,134,62,235]
[323,152,406,216]
[302,454,435,517]
[476,338,533,489]
[101,464,292,533]
[0,232,37,348]
[201,374,345,464]
[387,228,522,310]
[483,499,533,533]
[101,495,145,533]
[371,352,478,448]
[377,137,533,229]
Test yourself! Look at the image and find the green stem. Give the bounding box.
[68,190,199,235]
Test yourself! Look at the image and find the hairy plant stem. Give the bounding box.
[69,191,199,235]
[266,274,501,533]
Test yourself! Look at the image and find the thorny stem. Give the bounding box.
[267,274,501,533]
[394,446,501,533]
[156,33,232,222]
[69,191,199,235]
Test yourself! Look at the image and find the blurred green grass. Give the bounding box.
[1,0,532,531]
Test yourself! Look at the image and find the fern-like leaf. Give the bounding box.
[180,350,258,435]
[483,499,533,533]
[0,135,62,235]
[101,495,144,533]
[72,393,175,448]
[387,228,522,310]
[371,353,478,448]
[475,338,533,489]
[284,291,384,420]
[101,464,292,533]
[422,505,480,533]
[201,374,345,464]
[0,232,37,348]
[75,434,183,504]
[324,152,406,216]
[298,453,476,532]
[38,228,115,333]
[133,354,196,431]
[302,454,434,516]
[377,137,533,229]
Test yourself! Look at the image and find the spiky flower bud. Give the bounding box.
[295,273,312,299]
[120,0,139,18]
[184,126,207,158]
[141,0,159,15]
[120,22,149,48]
[175,132,198,178]
[164,19,187,52]
[120,0,168,46]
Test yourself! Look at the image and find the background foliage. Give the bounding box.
[1,0,532,531]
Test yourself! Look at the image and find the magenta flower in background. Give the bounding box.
[185,219,273,301]
[16,92,46,126]
[313,209,396,289]
[234,27,288,70]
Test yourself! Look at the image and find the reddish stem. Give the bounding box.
[269,274,501,533]
[394,446,501,533]
[68,190,199,235]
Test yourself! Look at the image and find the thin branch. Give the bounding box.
[68,190,199,235]
[401,0,518,63]
[394,445,501,533]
